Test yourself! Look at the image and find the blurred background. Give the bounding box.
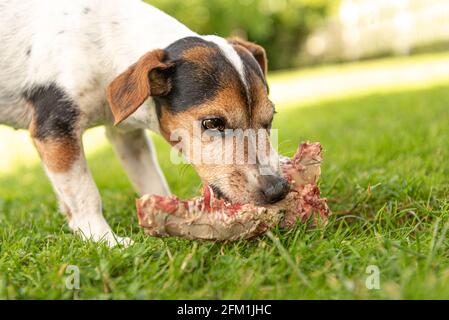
[149,0,449,70]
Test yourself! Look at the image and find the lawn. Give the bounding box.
[1,65,449,299]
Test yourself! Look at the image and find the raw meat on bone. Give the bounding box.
[136,142,330,241]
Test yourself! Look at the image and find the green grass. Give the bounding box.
[1,82,449,299]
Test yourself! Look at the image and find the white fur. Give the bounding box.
[46,156,131,246]
[106,127,171,197]
[0,0,247,246]
[203,35,249,92]
[0,0,198,130]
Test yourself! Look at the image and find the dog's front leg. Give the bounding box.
[32,135,131,246]
[106,127,171,197]
[28,116,131,247]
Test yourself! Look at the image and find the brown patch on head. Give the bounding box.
[181,45,219,66]
[157,37,249,115]
[158,83,249,143]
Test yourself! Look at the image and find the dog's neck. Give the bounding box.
[102,1,196,71]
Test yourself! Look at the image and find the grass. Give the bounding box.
[1,74,449,299]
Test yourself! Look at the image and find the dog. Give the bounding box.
[0,0,289,246]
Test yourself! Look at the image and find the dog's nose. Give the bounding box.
[259,175,290,204]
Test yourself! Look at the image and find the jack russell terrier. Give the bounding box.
[0,0,289,246]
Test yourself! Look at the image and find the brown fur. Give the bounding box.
[32,137,80,173]
[107,49,173,125]
[228,37,268,76]
[158,84,249,142]
[29,120,80,173]
[181,45,219,66]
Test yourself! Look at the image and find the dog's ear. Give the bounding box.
[107,49,174,125]
[228,37,268,76]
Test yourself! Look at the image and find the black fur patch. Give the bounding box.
[159,37,245,113]
[24,84,79,140]
[154,98,163,120]
[210,184,231,202]
[164,37,213,58]
[238,49,267,87]
[233,46,268,101]
[233,47,270,115]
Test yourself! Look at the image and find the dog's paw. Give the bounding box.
[108,235,134,248]
[69,217,133,248]
[79,231,134,248]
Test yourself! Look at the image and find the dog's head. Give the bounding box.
[107,36,289,205]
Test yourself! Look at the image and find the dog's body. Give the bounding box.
[0,0,288,246]
[0,0,194,130]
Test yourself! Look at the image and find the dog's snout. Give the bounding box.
[259,175,290,204]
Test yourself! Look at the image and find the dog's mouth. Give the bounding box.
[209,184,232,203]
[208,184,265,206]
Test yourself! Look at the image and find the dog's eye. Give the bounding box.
[202,118,225,132]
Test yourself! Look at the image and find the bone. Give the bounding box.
[136,142,330,241]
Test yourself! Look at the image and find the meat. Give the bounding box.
[136,142,330,241]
